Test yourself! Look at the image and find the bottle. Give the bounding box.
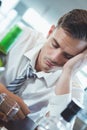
[0,24,22,73]
[73,88,87,130]
[0,0,2,6]
[35,99,82,130]
[0,53,6,74]
[0,24,22,55]
[83,87,87,112]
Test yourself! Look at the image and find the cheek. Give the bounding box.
[45,44,54,55]
[62,58,69,64]
[39,48,46,61]
[57,57,68,66]
[43,45,51,55]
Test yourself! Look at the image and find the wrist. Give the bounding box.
[62,68,73,77]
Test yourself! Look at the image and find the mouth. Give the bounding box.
[45,59,55,68]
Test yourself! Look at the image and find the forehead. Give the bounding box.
[51,28,87,55]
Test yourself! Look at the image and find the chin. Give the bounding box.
[46,66,63,73]
[42,67,50,73]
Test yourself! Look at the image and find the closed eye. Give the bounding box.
[63,52,74,59]
[51,38,59,48]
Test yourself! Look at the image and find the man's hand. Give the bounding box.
[55,49,87,95]
[0,111,7,122]
[63,49,87,75]
[0,83,30,123]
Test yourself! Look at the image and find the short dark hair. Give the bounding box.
[57,9,87,41]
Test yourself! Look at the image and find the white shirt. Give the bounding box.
[0,26,84,122]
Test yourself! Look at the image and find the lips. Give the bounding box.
[45,59,55,68]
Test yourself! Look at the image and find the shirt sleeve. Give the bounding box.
[72,87,84,104]
[47,90,71,117]
[46,86,84,117]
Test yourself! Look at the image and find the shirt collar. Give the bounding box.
[24,41,44,69]
[24,40,62,87]
[44,69,62,87]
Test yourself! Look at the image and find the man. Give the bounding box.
[0,9,87,123]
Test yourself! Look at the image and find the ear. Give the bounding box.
[47,25,56,38]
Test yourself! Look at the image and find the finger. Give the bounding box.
[0,111,8,122]
[9,109,25,120]
[76,53,87,69]
[19,103,30,116]
[13,109,25,120]
[0,86,30,117]
[7,94,30,116]
[64,53,83,70]
[81,54,87,67]
[83,49,87,55]
[12,114,19,120]
[15,96,30,116]
[2,94,29,117]
[16,109,25,119]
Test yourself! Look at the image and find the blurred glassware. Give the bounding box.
[0,93,20,121]
[0,25,22,55]
[0,24,22,75]
[35,99,82,130]
[0,53,6,74]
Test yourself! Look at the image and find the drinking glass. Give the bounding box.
[0,93,20,120]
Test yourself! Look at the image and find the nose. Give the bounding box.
[51,48,63,62]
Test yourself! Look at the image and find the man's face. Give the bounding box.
[36,27,87,72]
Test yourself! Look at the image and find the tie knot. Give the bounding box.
[24,64,37,79]
[7,63,37,94]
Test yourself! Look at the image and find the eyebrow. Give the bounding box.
[53,38,59,47]
[53,38,75,58]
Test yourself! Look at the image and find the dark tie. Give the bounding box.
[7,64,37,94]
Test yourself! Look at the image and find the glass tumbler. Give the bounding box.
[0,93,20,120]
